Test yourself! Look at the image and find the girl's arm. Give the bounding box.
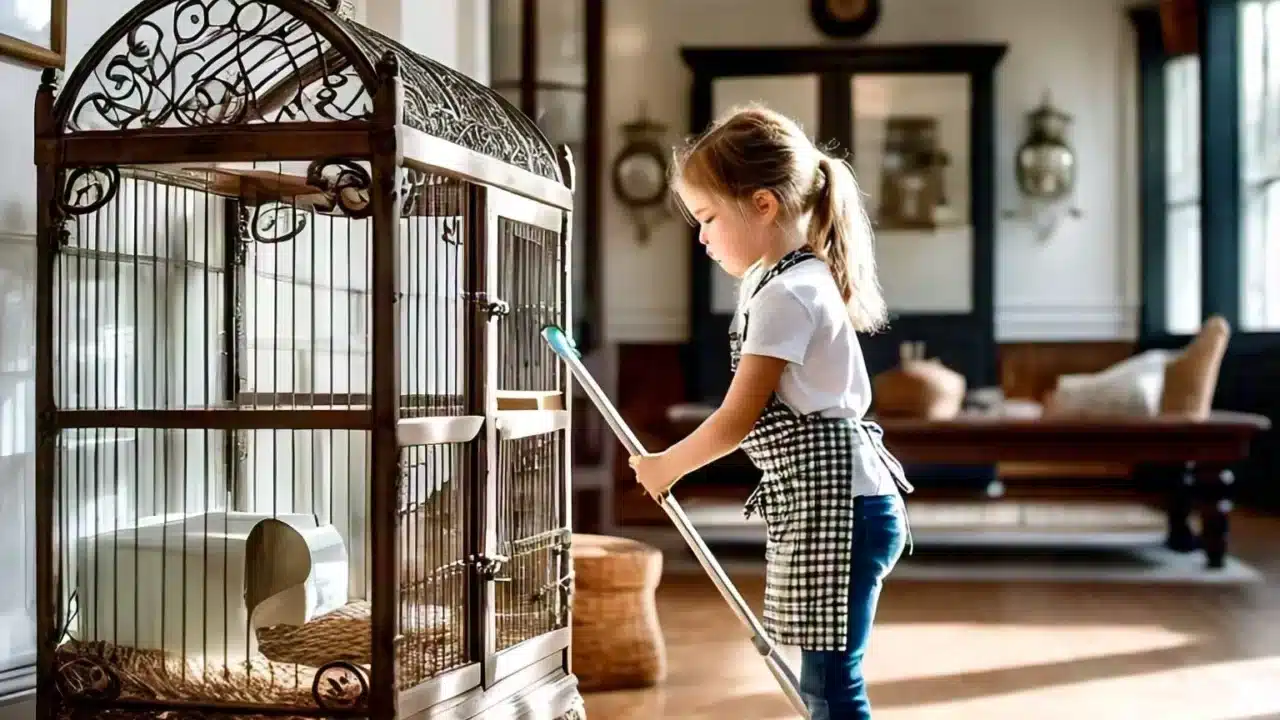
[630,353,787,496]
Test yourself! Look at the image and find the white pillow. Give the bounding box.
[1047,349,1172,418]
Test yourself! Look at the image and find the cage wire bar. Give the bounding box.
[33,2,581,720]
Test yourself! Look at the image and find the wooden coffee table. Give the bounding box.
[662,406,1270,570]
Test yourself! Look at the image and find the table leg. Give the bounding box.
[1197,465,1234,570]
[1165,462,1197,552]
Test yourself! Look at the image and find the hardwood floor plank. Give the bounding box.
[582,511,1280,719]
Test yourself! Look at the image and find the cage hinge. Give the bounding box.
[470,553,509,581]
[50,223,70,249]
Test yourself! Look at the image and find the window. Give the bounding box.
[489,0,600,353]
[1240,0,1280,330]
[1166,55,1202,335]
[0,236,35,682]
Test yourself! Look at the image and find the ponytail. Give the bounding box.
[670,104,888,332]
[807,155,887,333]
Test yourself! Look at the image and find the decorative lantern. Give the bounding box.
[1015,95,1076,201]
[1002,92,1082,241]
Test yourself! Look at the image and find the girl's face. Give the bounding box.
[676,181,777,278]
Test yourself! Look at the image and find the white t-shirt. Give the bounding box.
[736,257,873,420]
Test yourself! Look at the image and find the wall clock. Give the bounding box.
[809,0,882,39]
[611,111,672,244]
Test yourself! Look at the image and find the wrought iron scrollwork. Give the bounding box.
[60,0,563,183]
[307,158,372,219]
[441,220,460,246]
[55,656,122,702]
[64,0,373,132]
[399,167,427,216]
[340,23,562,182]
[251,201,310,244]
[312,660,370,710]
[57,167,120,217]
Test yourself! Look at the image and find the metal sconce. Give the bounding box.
[1002,93,1082,241]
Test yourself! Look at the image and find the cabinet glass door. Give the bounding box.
[851,73,973,314]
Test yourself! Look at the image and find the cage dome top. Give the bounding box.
[49,0,562,183]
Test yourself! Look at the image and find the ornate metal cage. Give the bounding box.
[32,2,582,719]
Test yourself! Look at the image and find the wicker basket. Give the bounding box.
[570,534,666,691]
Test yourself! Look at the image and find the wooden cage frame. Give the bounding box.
[31,1,582,719]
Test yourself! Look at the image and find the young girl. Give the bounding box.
[628,105,914,719]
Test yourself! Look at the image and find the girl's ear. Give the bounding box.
[750,189,779,224]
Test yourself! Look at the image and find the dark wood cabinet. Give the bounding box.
[680,44,1008,403]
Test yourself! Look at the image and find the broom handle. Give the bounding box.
[544,329,810,718]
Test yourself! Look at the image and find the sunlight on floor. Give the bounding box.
[586,653,1280,720]
[584,623,1272,719]
[874,655,1280,720]
[860,621,1199,683]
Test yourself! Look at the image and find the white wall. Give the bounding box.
[364,0,491,84]
[603,0,1141,343]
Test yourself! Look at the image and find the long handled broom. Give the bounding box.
[541,325,810,718]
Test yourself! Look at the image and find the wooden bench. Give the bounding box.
[661,406,1270,570]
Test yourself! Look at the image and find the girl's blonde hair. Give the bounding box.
[672,104,887,334]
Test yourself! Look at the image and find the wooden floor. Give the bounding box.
[581,510,1280,719]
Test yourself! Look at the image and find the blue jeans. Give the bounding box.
[799,494,907,719]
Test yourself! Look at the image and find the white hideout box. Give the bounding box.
[73,511,348,662]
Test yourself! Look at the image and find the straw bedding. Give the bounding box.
[54,600,461,709]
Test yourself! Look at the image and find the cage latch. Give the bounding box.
[466,292,511,318]
[471,553,510,581]
[534,571,575,602]
[485,298,510,318]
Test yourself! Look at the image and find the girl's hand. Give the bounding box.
[628,453,679,498]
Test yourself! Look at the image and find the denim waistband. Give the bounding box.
[853,493,901,511]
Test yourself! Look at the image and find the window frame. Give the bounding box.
[1132,0,1280,344]
[1239,0,1280,330]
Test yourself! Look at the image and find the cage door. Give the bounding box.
[477,189,571,687]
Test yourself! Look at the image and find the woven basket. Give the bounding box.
[570,534,666,691]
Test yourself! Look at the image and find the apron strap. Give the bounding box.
[743,483,765,521]
[861,421,914,494]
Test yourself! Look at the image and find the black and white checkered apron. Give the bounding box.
[731,247,914,652]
